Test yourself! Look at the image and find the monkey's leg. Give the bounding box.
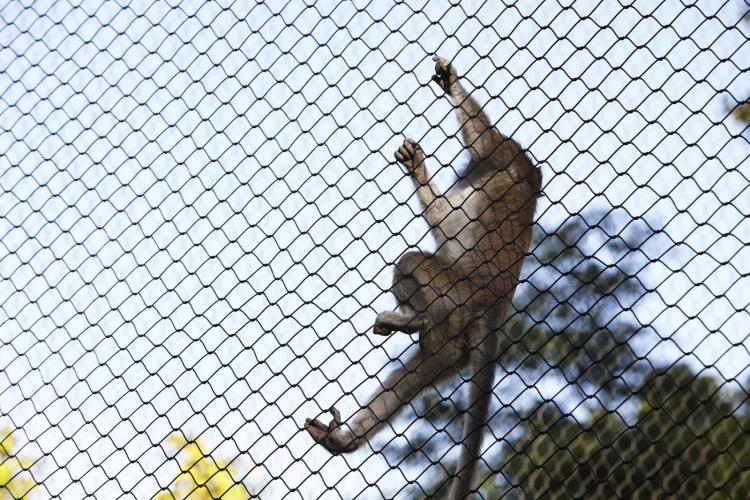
[373,310,428,336]
[447,320,498,500]
[304,348,459,455]
[432,55,510,164]
[384,250,454,336]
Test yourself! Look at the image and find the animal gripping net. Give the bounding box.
[1,1,749,498]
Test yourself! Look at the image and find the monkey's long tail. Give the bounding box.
[448,333,497,500]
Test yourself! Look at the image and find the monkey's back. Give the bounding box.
[447,152,541,315]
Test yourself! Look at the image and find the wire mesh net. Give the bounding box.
[1,1,749,498]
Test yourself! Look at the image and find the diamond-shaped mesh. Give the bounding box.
[1,1,749,499]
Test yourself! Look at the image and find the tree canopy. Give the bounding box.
[375,210,749,499]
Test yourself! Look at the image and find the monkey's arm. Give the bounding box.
[394,138,450,231]
[432,55,505,163]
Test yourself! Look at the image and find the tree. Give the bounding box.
[730,8,750,125]
[382,209,658,498]
[494,365,750,498]
[156,434,253,500]
[0,428,36,500]
[390,209,750,499]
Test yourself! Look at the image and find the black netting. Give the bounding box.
[1,1,749,499]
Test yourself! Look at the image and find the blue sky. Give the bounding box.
[1,0,749,498]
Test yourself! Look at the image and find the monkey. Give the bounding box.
[305,55,541,499]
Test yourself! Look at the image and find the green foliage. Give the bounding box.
[0,429,36,500]
[156,434,252,500]
[732,102,750,124]
[731,10,750,125]
[496,366,750,498]
[499,210,651,398]
[389,210,654,469]
[393,210,749,498]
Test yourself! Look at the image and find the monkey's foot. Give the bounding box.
[374,311,428,335]
[304,406,358,455]
[394,138,424,175]
[432,54,458,94]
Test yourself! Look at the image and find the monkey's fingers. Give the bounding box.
[432,74,450,92]
[433,54,451,73]
[395,147,412,163]
[304,418,330,443]
[432,54,448,67]
[373,323,392,336]
[432,54,456,92]
[329,406,342,430]
[305,417,327,430]
[397,139,419,157]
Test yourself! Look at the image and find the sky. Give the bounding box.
[1,0,749,498]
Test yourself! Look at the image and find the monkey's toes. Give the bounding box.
[304,411,357,454]
[328,406,342,427]
[304,417,329,442]
[373,322,392,336]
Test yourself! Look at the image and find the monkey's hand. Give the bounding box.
[432,54,458,94]
[304,406,358,455]
[394,138,426,181]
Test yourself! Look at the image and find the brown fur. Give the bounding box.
[305,55,541,499]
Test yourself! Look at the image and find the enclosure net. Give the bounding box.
[1,1,749,499]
